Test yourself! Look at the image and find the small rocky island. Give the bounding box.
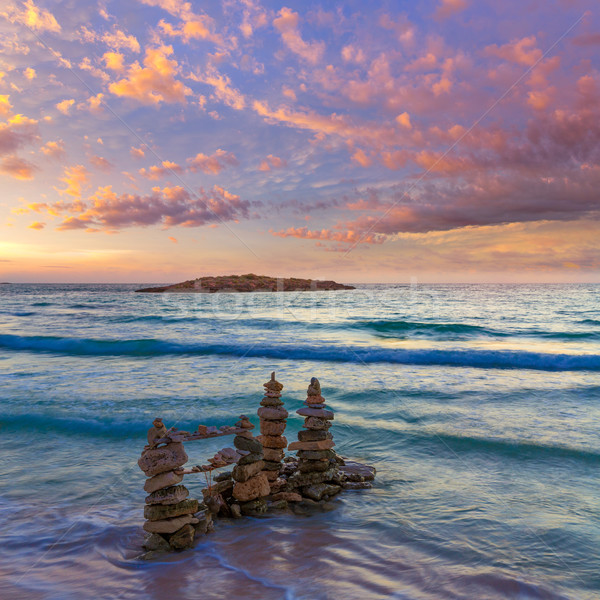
[136,273,355,293]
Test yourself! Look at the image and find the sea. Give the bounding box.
[0,283,599,600]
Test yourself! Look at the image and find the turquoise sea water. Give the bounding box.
[1,283,599,599]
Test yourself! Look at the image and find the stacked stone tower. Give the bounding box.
[139,418,201,551]
[231,414,271,515]
[288,378,342,501]
[257,372,288,490]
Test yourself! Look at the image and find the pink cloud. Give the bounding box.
[188,149,238,174]
[484,36,543,67]
[258,154,287,171]
[273,7,325,64]
[1,155,37,179]
[434,0,468,20]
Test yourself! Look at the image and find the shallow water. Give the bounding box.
[1,283,599,599]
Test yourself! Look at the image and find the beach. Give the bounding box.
[1,283,599,599]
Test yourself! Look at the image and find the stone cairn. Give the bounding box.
[256,372,288,493]
[287,378,344,502]
[230,414,271,516]
[138,418,208,555]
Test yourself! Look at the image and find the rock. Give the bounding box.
[169,524,195,550]
[138,443,188,477]
[145,485,189,506]
[237,451,264,465]
[240,498,267,516]
[296,407,334,420]
[262,460,282,471]
[339,462,376,482]
[233,436,263,454]
[288,439,335,451]
[147,418,168,447]
[143,470,184,493]
[298,430,331,442]
[214,470,232,482]
[230,504,242,519]
[232,472,270,501]
[342,481,373,490]
[298,460,330,473]
[264,470,278,481]
[302,483,342,501]
[257,434,288,449]
[202,479,234,498]
[271,492,302,502]
[264,372,284,392]
[257,406,289,421]
[262,447,285,462]
[297,449,335,460]
[144,499,199,521]
[204,493,226,515]
[288,468,336,487]
[260,420,286,436]
[143,514,195,534]
[143,532,170,552]
[268,500,288,510]
[302,417,332,430]
[193,512,213,535]
[305,396,325,405]
[232,460,265,482]
[260,397,284,407]
[269,477,287,493]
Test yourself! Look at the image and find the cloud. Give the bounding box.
[434,0,468,20]
[28,221,44,229]
[0,95,12,117]
[103,52,125,71]
[130,146,145,159]
[89,155,113,171]
[23,67,36,80]
[40,139,65,158]
[139,160,184,180]
[271,226,384,245]
[1,0,61,33]
[102,29,140,53]
[57,164,90,197]
[109,46,191,105]
[190,66,245,110]
[484,36,542,67]
[56,99,75,115]
[188,148,238,174]
[1,155,36,179]
[258,154,287,171]
[168,236,177,243]
[273,7,325,64]
[35,183,252,231]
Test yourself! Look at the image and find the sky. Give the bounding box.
[0,0,599,283]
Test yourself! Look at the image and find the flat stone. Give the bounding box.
[297,449,336,460]
[143,532,170,552]
[302,417,332,430]
[296,407,334,420]
[240,498,267,516]
[144,470,184,494]
[143,514,195,534]
[233,436,263,454]
[305,395,325,405]
[340,461,376,482]
[268,499,288,510]
[299,460,330,473]
[298,430,332,442]
[232,472,270,502]
[302,483,342,501]
[237,451,264,465]
[145,484,189,506]
[260,397,284,407]
[262,460,282,471]
[232,460,265,482]
[264,470,278,481]
[271,492,302,502]
[138,443,188,477]
[257,406,288,421]
[260,420,286,436]
[202,479,234,498]
[230,503,242,519]
[288,468,337,487]
[257,434,288,449]
[193,512,213,535]
[288,439,335,451]
[144,499,199,521]
[262,447,284,462]
[169,524,195,550]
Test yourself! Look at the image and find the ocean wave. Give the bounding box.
[352,319,502,338]
[1,333,599,371]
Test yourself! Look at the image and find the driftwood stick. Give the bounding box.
[154,427,246,445]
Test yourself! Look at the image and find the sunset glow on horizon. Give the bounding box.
[1,0,599,283]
